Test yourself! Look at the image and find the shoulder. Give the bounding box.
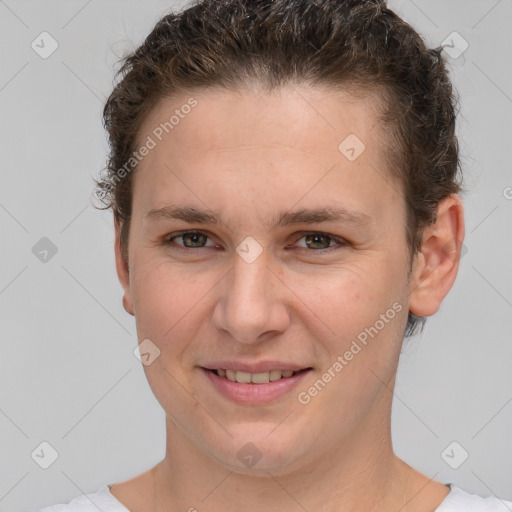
[35,485,129,512]
[436,485,512,512]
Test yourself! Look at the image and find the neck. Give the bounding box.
[153,392,409,512]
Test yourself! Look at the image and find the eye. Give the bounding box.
[163,230,347,253]
[292,232,347,252]
[165,231,218,250]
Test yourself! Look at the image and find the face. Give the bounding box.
[117,85,416,475]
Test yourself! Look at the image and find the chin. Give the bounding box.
[208,428,309,475]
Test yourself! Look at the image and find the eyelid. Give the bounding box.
[166,230,219,249]
[165,229,348,252]
[291,230,347,249]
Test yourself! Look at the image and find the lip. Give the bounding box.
[200,367,312,405]
[201,361,309,373]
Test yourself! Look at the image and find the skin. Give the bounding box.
[110,85,464,512]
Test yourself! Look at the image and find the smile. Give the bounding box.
[212,368,299,383]
[201,367,312,404]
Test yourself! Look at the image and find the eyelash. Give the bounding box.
[163,230,347,254]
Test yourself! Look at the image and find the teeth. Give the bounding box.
[269,370,282,381]
[235,371,252,384]
[216,369,298,383]
[251,372,270,384]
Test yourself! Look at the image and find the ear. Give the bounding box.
[408,194,465,318]
[114,214,134,316]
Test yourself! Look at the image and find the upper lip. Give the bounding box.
[201,361,312,373]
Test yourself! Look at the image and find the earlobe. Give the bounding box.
[114,215,135,316]
[122,296,133,315]
[408,195,465,318]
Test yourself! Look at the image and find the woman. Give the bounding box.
[37,0,511,510]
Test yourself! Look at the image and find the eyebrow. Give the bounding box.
[143,205,373,230]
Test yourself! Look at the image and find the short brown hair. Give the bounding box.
[95,0,463,337]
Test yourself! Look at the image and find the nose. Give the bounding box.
[212,248,290,345]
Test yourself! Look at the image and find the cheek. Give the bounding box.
[294,258,408,397]
[130,259,210,348]
[298,271,406,431]
[294,261,400,340]
[130,262,211,407]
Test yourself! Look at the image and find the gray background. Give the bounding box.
[0,0,511,510]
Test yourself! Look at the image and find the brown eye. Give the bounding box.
[167,231,215,249]
[294,232,346,252]
[304,233,332,250]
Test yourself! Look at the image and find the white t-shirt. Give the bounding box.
[36,483,512,512]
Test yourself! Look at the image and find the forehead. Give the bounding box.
[137,85,386,160]
[131,85,403,229]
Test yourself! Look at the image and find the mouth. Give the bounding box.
[206,368,311,383]
[200,366,313,404]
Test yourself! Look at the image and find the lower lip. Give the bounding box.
[201,368,312,405]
